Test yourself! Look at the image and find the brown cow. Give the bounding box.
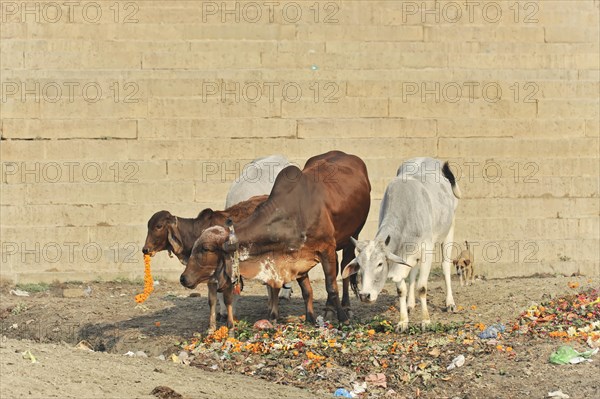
[180,151,371,325]
[142,195,267,265]
[142,196,266,330]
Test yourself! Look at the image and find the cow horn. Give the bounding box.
[351,237,366,252]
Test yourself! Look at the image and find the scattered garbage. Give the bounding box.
[151,385,183,399]
[588,335,600,349]
[333,388,355,398]
[124,351,136,357]
[75,340,94,352]
[84,286,92,296]
[170,351,191,365]
[549,346,598,365]
[351,382,367,395]
[10,289,30,297]
[365,373,387,388]
[21,350,37,363]
[548,390,570,398]
[253,319,274,330]
[446,355,466,370]
[156,354,166,361]
[316,315,325,328]
[135,351,148,358]
[478,324,506,339]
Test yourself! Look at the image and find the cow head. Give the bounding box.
[180,226,230,289]
[142,211,183,258]
[341,236,411,303]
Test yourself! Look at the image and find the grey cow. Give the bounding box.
[225,154,291,208]
[219,154,293,318]
[342,157,461,332]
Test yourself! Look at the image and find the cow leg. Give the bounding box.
[269,287,281,322]
[418,249,433,330]
[441,222,457,311]
[222,285,235,332]
[217,292,227,322]
[207,282,218,333]
[406,265,418,313]
[297,275,315,324]
[395,279,409,332]
[340,246,355,319]
[321,248,348,324]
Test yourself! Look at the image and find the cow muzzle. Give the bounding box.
[142,247,156,256]
[359,293,374,303]
[179,274,198,289]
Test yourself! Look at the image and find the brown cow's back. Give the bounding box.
[302,151,371,248]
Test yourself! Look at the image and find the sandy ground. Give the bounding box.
[0,337,317,399]
[1,274,599,398]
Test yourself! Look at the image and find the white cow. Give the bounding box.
[225,155,291,208]
[342,158,461,332]
[218,155,293,319]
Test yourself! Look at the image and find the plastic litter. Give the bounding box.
[124,351,136,357]
[365,373,387,388]
[10,289,30,297]
[478,324,506,339]
[549,346,598,365]
[351,382,367,395]
[316,315,325,328]
[75,340,94,352]
[333,388,355,398]
[548,391,570,398]
[253,319,274,330]
[21,350,37,363]
[446,354,466,370]
[135,351,148,358]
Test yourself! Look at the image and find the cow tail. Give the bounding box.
[442,161,461,199]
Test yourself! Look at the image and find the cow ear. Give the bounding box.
[386,251,411,267]
[167,223,183,255]
[385,235,391,246]
[341,258,360,279]
[453,259,458,266]
[464,259,471,266]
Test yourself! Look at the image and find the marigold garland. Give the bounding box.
[135,254,154,303]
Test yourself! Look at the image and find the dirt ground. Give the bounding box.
[1,274,599,399]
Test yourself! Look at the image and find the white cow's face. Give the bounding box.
[354,240,389,303]
[342,236,411,304]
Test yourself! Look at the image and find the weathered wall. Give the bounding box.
[1,0,598,283]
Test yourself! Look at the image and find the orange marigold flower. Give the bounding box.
[135,254,154,303]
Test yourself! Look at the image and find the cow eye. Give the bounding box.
[155,224,163,229]
[377,262,383,267]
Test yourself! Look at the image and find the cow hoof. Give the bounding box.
[446,304,457,313]
[305,313,316,325]
[421,320,431,330]
[407,305,415,314]
[395,321,409,333]
[207,326,216,335]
